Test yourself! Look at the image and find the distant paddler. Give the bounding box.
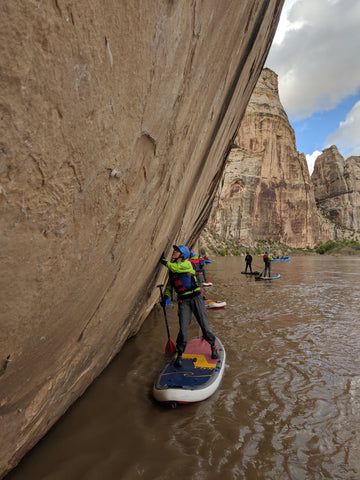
[244,251,253,274]
[262,251,273,278]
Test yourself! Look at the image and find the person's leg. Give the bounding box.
[192,296,218,358]
[175,299,192,366]
[201,267,207,282]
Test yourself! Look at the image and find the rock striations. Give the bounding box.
[0,1,284,477]
[206,69,360,250]
[207,68,321,248]
[312,146,360,231]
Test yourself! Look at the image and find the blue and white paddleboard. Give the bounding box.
[153,337,225,404]
[255,273,281,280]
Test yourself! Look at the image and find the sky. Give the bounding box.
[265,0,360,174]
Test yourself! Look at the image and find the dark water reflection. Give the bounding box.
[6,256,360,480]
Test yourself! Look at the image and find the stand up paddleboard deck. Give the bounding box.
[255,273,281,280]
[241,271,260,275]
[204,299,226,309]
[153,337,225,405]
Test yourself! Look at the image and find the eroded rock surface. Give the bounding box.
[312,146,360,230]
[0,1,284,476]
[207,68,321,248]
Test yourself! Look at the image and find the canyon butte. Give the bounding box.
[205,68,360,249]
[0,1,284,476]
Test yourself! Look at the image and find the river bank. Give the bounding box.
[199,228,360,258]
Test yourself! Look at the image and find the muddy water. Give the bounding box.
[6,256,360,480]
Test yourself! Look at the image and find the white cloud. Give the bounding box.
[348,146,360,157]
[325,101,360,157]
[266,0,360,120]
[306,150,322,175]
[272,0,304,45]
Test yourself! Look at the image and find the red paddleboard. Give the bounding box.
[204,299,226,309]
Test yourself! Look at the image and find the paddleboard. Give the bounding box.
[153,337,225,405]
[255,273,281,280]
[241,271,260,275]
[202,281,213,287]
[273,257,290,262]
[204,299,226,309]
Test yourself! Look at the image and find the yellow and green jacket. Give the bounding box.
[164,259,200,299]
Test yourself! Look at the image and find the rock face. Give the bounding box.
[207,68,321,248]
[312,146,360,230]
[0,1,284,476]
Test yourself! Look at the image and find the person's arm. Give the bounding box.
[166,260,195,275]
[164,278,172,299]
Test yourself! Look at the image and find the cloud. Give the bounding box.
[325,101,360,157]
[306,150,322,175]
[266,0,360,120]
[272,0,305,45]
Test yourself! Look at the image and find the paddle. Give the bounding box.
[157,284,176,354]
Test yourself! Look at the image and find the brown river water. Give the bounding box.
[6,256,360,480]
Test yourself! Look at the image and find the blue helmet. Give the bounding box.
[173,244,190,260]
[190,251,196,258]
[265,251,269,254]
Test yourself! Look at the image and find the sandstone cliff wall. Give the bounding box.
[207,68,321,248]
[0,1,284,476]
[205,69,360,252]
[312,146,360,231]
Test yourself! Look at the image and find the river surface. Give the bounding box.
[6,256,360,480]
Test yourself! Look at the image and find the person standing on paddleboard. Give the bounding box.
[160,245,218,367]
[263,251,273,277]
[245,251,253,273]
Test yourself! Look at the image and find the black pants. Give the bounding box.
[245,262,252,273]
[264,263,271,277]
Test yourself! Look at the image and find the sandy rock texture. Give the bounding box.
[207,68,321,248]
[205,69,360,250]
[312,146,360,231]
[0,1,284,476]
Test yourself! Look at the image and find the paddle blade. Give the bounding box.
[165,338,176,355]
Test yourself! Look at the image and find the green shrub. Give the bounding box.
[315,239,360,254]
[220,249,227,256]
